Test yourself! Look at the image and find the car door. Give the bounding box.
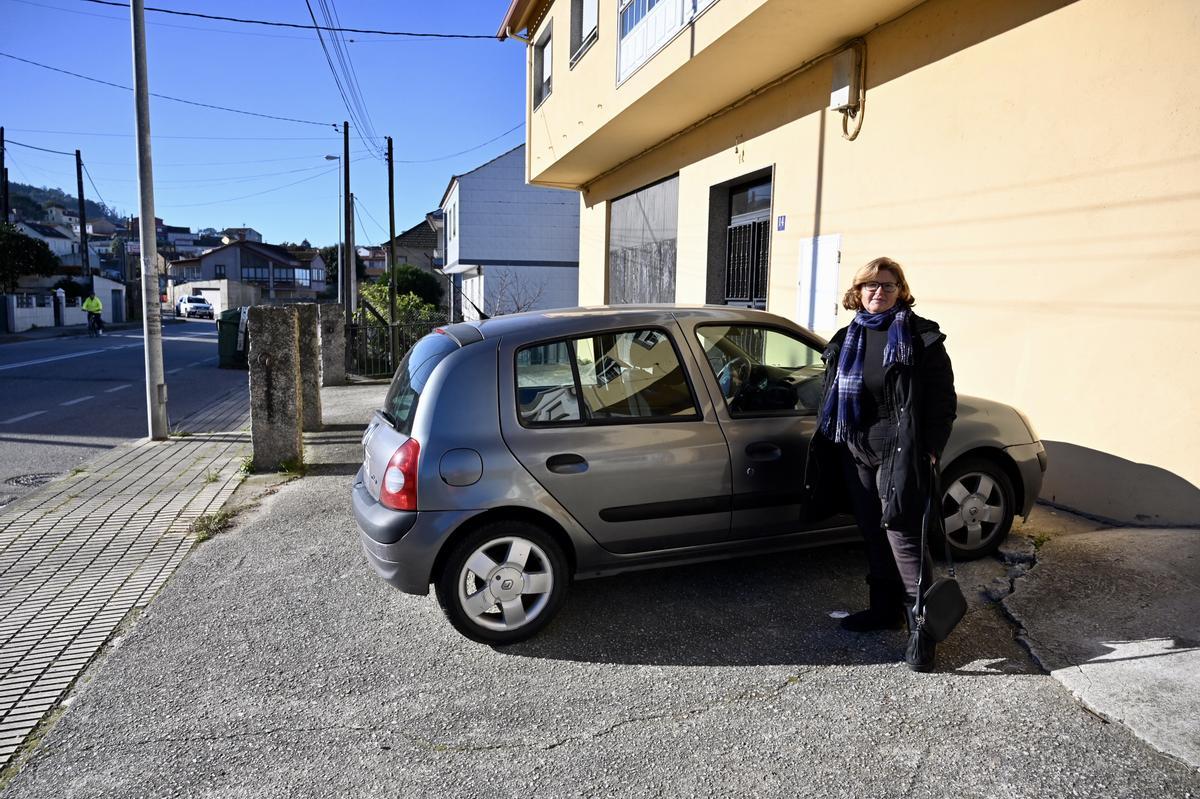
[682,319,837,540]
[498,321,733,554]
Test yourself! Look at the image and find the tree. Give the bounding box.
[485,268,546,316]
[387,263,443,307]
[0,223,61,292]
[359,283,445,326]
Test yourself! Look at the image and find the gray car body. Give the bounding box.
[352,305,1044,596]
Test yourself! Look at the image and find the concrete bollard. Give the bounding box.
[296,303,322,431]
[318,303,346,386]
[248,305,303,470]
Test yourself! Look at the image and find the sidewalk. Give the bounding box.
[0,390,249,768]
[0,317,189,346]
[0,379,1195,795]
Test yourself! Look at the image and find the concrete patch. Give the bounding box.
[1004,528,1200,770]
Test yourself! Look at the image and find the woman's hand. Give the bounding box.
[928,453,937,466]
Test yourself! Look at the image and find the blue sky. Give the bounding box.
[1,0,526,246]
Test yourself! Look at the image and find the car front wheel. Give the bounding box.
[936,456,1015,560]
[435,521,569,644]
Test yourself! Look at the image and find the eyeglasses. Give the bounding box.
[860,282,899,294]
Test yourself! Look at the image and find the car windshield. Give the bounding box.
[382,331,459,436]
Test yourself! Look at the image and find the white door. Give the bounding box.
[797,234,841,335]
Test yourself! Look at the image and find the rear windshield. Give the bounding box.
[382,332,459,435]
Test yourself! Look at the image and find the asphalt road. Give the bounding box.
[0,319,247,508]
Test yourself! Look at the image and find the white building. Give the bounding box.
[440,145,579,321]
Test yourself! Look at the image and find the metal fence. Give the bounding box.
[345,321,445,379]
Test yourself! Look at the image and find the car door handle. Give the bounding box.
[546,453,588,474]
[745,442,783,462]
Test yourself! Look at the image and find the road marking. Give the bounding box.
[2,411,46,425]
[105,384,132,393]
[167,368,183,375]
[60,395,95,407]
[0,343,143,372]
[187,361,206,368]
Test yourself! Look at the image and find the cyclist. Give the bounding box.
[82,291,104,336]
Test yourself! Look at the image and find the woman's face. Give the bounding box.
[859,269,900,314]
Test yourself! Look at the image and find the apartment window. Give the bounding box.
[214,264,226,278]
[570,0,598,63]
[533,24,553,108]
[619,0,660,37]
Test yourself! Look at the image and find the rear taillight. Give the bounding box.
[379,438,420,511]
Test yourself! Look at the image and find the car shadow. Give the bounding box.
[504,544,1040,673]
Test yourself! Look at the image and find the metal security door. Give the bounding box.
[725,218,770,309]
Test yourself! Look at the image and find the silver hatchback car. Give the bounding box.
[352,306,1046,644]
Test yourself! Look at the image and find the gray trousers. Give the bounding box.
[841,429,932,604]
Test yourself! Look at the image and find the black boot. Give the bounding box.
[903,606,936,672]
[840,580,905,632]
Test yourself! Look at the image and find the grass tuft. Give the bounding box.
[191,509,235,543]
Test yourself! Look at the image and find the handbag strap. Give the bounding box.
[915,457,955,616]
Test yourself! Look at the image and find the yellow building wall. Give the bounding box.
[578,0,1200,524]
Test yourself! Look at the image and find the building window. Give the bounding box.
[296,268,311,287]
[570,0,598,63]
[608,174,679,304]
[214,264,225,278]
[533,24,553,108]
[274,267,295,286]
[241,266,268,283]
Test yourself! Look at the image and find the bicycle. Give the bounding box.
[87,312,103,338]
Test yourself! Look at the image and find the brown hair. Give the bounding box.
[841,256,916,311]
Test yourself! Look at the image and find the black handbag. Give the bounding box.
[913,461,966,643]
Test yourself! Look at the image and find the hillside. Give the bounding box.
[8,182,124,225]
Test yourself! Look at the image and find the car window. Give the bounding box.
[383,331,459,435]
[573,329,698,421]
[516,328,699,426]
[516,341,581,425]
[695,325,824,416]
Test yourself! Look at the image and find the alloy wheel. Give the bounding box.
[456,536,555,632]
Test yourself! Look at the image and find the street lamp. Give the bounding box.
[325,154,342,305]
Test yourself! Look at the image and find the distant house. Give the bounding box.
[357,245,388,279]
[43,205,78,231]
[439,144,579,321]
[387,218,441,273]
[17,222,75,260]
[168,239,327,311]
[221,227,263,244]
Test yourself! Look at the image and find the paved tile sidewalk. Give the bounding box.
[0,389,250,768]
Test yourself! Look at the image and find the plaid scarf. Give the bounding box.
[820,304,914,443]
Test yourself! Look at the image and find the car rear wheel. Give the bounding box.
[936,456,1015,560]
[434,521,569,645]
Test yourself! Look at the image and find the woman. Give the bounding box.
[815,257,956,671]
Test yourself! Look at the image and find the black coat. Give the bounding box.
[803,313,957,528]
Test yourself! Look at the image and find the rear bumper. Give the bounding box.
[351,468,481,596]
[1004,441,1047,518]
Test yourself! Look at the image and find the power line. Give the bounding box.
[79,0,497,39]
[81,162,108,207]
[9,128,349,141]
[395,122,525,164]
[0,51,338,128]
[8,0,325,41]
[6,138,74,156]
[157,165,338,209]
[304,0,383,160]
[353,195,389,244]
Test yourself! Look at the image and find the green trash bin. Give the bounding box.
[217,307,249,370]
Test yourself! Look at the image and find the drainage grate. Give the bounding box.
[4,473,61,488]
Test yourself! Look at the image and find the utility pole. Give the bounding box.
[130,0,169,440]
[1,126,9,223]
[342,120,352,321]
[347,193,356,318]
[386,136,397,366]
[75,150,91,277]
